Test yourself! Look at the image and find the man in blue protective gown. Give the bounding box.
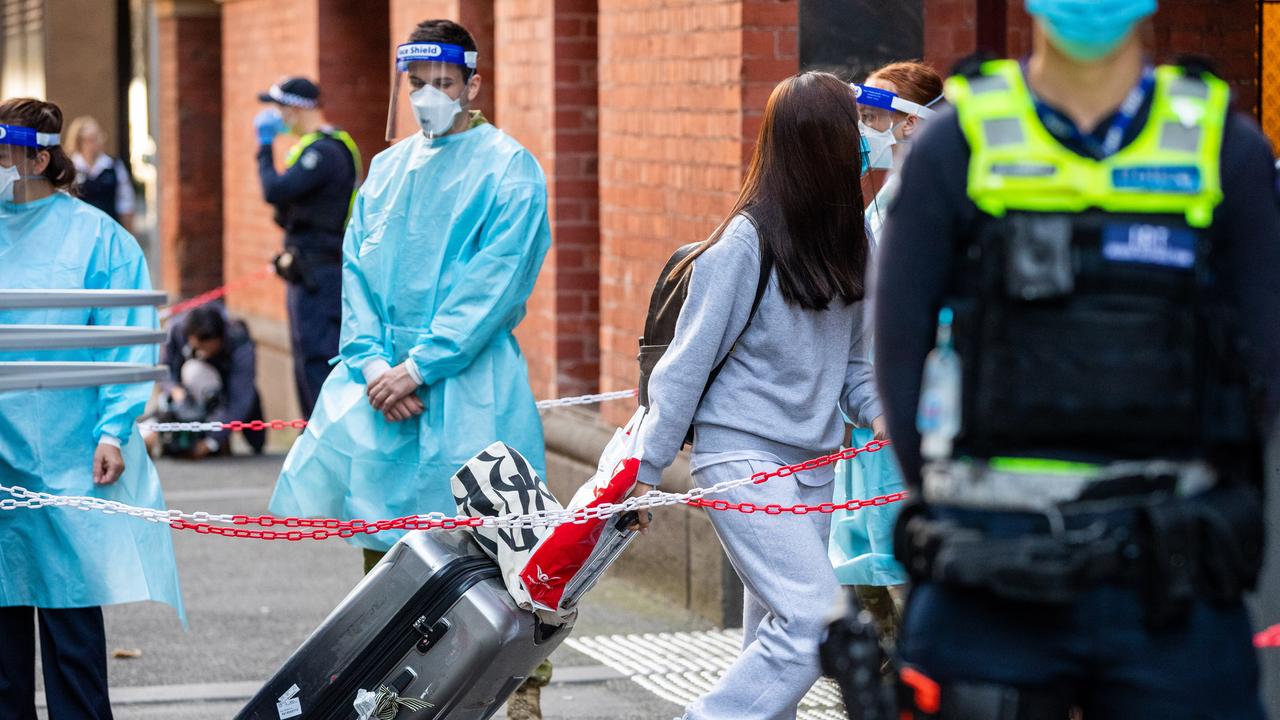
[270,19,551,577]
[0,98,183,719]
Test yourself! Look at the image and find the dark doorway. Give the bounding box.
[799,0,925,81]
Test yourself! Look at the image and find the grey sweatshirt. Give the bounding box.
[634,214,883,488]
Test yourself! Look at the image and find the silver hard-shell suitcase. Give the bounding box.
[236,530,578,720]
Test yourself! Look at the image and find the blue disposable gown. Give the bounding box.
[828,214,907,587]
[0,193,184,617]
[828,427,908,586]
[271,123,552,551]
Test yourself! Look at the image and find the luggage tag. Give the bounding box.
[276,684,302,720]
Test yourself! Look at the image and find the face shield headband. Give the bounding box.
[0,124,61,149]
[386,42,480,140]
[851,85,939,120]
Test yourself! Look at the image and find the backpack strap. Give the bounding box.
[700,211,773,399]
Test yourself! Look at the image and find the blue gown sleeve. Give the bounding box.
[407,152,552,386]
[90,224,159,443]
[339,189,392,376]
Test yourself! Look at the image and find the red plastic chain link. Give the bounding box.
[1256,623,1280,649]
[220,419,309,432]
[163,440,898,541]
[686,490,908,515]
[686,440,906,513]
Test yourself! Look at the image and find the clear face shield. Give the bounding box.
[386,42,479,141]
[852,84,940,172]
[0,124,60,202]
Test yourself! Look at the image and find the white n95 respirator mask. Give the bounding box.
[859,121,897,171]
[0,164,21,203]
[410,85,463,139]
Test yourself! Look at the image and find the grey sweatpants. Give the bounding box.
[683,457,839,720]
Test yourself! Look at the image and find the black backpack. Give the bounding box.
[636,214,773,443]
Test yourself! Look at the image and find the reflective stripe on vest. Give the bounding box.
[946,60,1228,228]
[285,128,363,223]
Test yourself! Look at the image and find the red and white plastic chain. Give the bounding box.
[139,389,640,434]
[0,440,900,541]
[158,263,276,321]
[173,440,901,538]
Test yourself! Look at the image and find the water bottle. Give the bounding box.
[917,307,962,461]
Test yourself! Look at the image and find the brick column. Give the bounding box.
[598,0,798,427]
[495,0,601,400]
[220,0,390,421]
[155,0,223,298]
[318,0,390,168]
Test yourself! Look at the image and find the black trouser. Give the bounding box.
[242,391,267,453]
[0,606,113,720]
[285,259,342,419]
[897,504,1266,719]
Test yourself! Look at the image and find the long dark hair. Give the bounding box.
[0,98,76,189]
[674,72,868,310]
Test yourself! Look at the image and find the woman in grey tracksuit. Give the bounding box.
[631,71,884,720]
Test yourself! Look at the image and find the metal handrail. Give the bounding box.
[0,363,167,392]
[0,289,168,309]
[0,325,166,350]
[0,289,169,392]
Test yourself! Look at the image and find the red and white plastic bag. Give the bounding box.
[518,406,647,621]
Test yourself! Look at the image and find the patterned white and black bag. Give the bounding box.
[450,442,563,616]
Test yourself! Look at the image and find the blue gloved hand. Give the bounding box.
[254,108,285,146]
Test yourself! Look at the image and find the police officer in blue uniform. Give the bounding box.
[254,77,362,417]
[863,1,1280,717]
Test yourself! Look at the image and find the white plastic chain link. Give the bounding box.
[1,469,740,530]
[0,450,799,532]
[139,389,639,433]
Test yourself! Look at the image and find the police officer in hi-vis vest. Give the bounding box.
[873,0,1280,716]
[254,76,362,418]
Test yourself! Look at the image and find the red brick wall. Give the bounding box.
[318,0,390,169]
[924,0,977,73]
[1151,0,1260,113]
[156,4,224,299]
[598,0,798,425]
[222,0,400,321]
[221,0,320,322]
[495,0,558,397]
[498,0,601,400]
[548,0,602,397]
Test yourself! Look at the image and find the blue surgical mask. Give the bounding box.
[1025,0,1157,62]
[858,134,871,176]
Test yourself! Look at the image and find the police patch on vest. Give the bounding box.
[1111,165,1201,193]
[1102,223,1196,269]
[299,149,320,170]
